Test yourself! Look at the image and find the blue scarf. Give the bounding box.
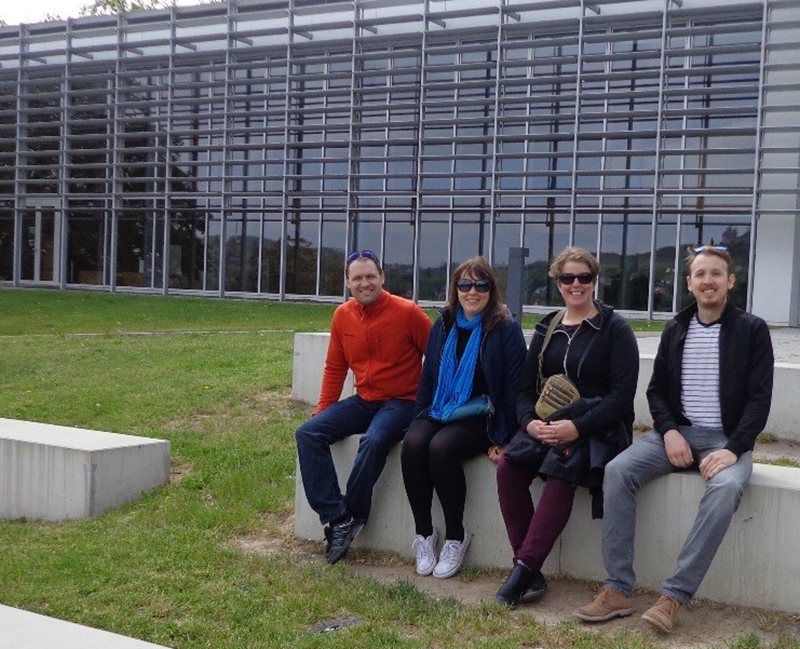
[429,307,483,421]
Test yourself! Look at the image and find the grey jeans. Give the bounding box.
[602,427,753,604]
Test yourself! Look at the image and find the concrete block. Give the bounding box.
[291,333,354,406]
[633,349,655,429]
[295,435,800,613]
[0,418,170,522]
[767,363,800,439]
[294,438,559,574]
[293,331,800,441]
[0,605,172,649]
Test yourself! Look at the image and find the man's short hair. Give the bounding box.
[345,250,382,277]
[685,245,733,275]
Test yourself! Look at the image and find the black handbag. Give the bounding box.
[503,429,549,468]
[503,398,602,468]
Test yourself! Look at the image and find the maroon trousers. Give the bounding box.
[496,454,576,570]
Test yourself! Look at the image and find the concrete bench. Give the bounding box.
[292,331,800,612]
[0,604,172,649]
[293,332,800,442]
[294,435,800,613]
[633,336,800,440]
[0,418,170,522]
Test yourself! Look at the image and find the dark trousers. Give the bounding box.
[401,416,490,541]
[295,395,415,525]
[496,455,576,570]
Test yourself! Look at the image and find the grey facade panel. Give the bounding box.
[0,0,796,319]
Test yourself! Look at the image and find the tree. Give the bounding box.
[79,0,226,15]
[79,0,174,17]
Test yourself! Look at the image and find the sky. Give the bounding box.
[1,1,199,26]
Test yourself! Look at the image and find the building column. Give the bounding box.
[751,0,800,325]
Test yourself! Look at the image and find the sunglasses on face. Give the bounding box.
[347,249,378,264]
[558,272,594,285]
[693,245,728,253]
[456,278,492,294]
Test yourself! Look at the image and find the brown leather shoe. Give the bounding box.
[574,587,635,622]
[642,594,682,633]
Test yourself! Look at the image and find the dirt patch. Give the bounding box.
[753,436,800,465]
[233,513,800,648]
[351,565,800,648]
[164,390,310,432]
[233,512,320,563]
[169,462,193,484]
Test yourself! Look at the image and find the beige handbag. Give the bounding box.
[534,310,581,420]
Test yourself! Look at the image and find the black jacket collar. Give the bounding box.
[673,299,739,329]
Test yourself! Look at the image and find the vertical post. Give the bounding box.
[60,20,70,289]
[344,2,360,299]
[567,2,587,246]
[219,1,235,298]
[412,0,431,303]
[110,14,124,292]
[645,0,670,320]
[163,6,176,296]
[279,0,296,300]
[507,246,529,324]
[747,0,769,315]
[13,26,26,287]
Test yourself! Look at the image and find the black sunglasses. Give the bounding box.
[558,272,594,285]
[693,245,728,253]
[456,278,492,294]
[347,249,378,264]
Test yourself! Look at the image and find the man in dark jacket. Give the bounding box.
[575,245,774,633]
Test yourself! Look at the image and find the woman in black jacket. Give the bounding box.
[402,256,526,580]
[494,247,639,606]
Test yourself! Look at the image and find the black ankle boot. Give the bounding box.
[495,562,532,607]
[521,568,547,603]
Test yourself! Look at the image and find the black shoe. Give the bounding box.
[495,563,532,607]
[521,568,547,604]
[324,516,365,564]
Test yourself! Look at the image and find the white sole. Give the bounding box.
[413,531,438,577]
[432,534,471,579]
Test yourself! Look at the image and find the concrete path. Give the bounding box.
[0,605,171,649]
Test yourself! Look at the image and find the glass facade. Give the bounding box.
[0,0,792,315]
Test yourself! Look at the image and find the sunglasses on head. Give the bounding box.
[456,278,492,294]
[347,249,378,264]
[693,245,728,253]
[558,272,594,285]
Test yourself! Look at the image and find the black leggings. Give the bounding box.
[401,416,491,540]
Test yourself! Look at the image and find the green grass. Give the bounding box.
[0,288,664,337]
[0,288,337,336]
[0,287,748,649]
[754,457,800,469]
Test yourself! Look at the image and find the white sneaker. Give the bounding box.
[412,530,439,576]
[432,531,471,579]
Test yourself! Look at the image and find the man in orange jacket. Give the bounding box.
[296,250,432,564]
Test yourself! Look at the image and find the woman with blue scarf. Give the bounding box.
[402,256,526,579]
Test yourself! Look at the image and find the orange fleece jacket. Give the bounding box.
[314,290,432,414]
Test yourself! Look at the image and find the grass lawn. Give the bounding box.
[0,288,717,649]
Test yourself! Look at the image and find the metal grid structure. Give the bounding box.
[0,0,797,316]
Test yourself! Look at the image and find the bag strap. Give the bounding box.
[537,310,566,394]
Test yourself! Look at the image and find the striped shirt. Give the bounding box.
[681,315,722,428]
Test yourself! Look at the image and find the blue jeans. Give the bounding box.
[295,395,415,525]
[602,427,752,604]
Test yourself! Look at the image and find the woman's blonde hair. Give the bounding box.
[548,246,600,280]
